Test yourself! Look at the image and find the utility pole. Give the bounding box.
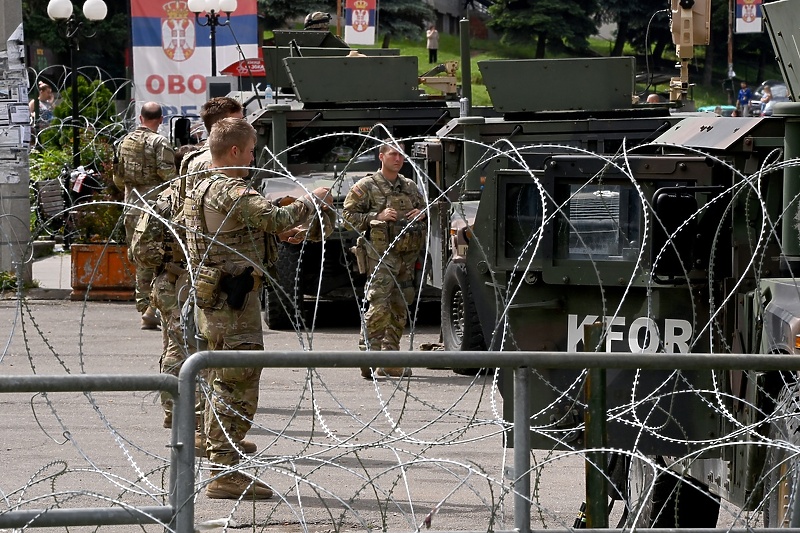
[727,0,735,104]
[0,0,32,284]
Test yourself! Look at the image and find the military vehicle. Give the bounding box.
[412,0,800,526]
[250,30,463,329]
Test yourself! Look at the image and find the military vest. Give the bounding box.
[368,173,425,253]
[184,177,268,270]
[131,187,187,271]
[116,128,162,187]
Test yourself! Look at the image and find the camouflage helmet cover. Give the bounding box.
[304,11,331,30]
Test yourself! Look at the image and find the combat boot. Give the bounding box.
[141,307,160,330]
[206,470,273,500]
[379,367,412,378]
[195,433,257,456]
[163,412,172,429]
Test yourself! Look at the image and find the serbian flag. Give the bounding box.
[344,0,377,46]
[130,0,259,119]
[735,0,762,33]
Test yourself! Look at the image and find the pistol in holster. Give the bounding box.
[219,266,256,310]
[351,235,368,275]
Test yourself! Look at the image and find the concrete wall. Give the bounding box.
[0,0,32,282]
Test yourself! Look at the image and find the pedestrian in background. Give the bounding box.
[343,141,427,379]
[113,101,175,329]
[760,85,772,116]
[426,25,439,64]
[29,80,57,133]
[737,81,753,117]
[184,117,330,500]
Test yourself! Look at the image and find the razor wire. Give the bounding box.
[6,71,800,532]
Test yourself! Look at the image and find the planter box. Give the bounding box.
[70,243,135,301]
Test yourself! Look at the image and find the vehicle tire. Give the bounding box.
[623,456,720,528]
[440,261,486,375]
[264,242,305,330]
[763,383,800,527]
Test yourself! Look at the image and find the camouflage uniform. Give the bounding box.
[184,172,318,466]
[180,143,211,194]
[342,171,426,351]
[130,184,205,422]
[114,126,176,312]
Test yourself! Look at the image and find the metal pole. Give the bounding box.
[513,367,531,533]
[583,322,607,528]
[210,12,217,76]
[459,18,471,108]
[459,117,485,195]
[174,350,203,533]
[69,16,80,169]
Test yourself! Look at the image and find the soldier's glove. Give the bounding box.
[219,266,255,310]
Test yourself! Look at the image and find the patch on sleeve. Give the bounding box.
[351,184,364,198]
[234,186,259,197]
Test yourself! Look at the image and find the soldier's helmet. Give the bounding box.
[304,11,331,30]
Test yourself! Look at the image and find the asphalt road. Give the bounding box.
[0,299,742,531]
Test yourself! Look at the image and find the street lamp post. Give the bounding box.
[47,0,108,169]
[188,0,238,76]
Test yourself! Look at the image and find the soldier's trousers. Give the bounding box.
[198,290,263,466]
[150,270,206,420]
[125,210,155,312]
[363,251,418,351]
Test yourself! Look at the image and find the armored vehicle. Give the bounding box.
[250,32,462,329]
[412,0,800,525]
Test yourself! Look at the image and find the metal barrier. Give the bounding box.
[4,350,800,532]
[0,374,178,530]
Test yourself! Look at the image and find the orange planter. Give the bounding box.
[70,243,135,301]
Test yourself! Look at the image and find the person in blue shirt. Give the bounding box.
[737,82,753,117]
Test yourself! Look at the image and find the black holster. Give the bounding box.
[219,266,255,310]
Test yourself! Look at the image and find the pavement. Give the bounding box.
[29,247,73,299]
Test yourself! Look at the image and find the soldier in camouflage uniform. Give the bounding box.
[342,142,427,379]
[184,117,330,500]
[180,97,243,193]
[113,101,176,329]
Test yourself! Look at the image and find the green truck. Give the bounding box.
[411,0,800,525]
[250,30,463,329]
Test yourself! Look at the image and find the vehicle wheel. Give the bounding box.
[623,456,720,528]
[763,383,800,527]
[440,261,486,374]
[263,242,305,330]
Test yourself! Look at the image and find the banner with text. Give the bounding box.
[131,0,259,120]
[344,0,377,46]
[735,0,762,34]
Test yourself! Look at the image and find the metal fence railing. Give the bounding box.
[3,350,800,532]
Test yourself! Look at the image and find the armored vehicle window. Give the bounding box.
[555,184,641,261]
[504,181,544,259]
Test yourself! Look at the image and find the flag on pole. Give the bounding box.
[735,0,762,34]
[344,0,377,46]
[130,0,259,118]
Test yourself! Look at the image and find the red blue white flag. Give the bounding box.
[130,0,259,119]
[344,0,377,46]
[735,0,762,34]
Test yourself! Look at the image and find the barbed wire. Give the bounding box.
[9,71,800,531]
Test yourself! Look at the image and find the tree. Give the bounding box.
[596,0,667,57]
[22,0,129,80]
[488,0,598,59]
[259,0,334,30]
[376,0,435,45]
